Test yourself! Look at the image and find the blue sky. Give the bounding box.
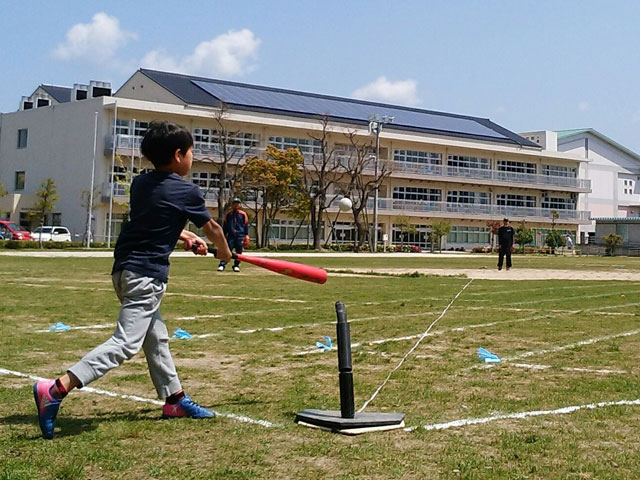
[2,0,639,152]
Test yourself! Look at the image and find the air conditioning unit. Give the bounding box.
[90,80,112,98]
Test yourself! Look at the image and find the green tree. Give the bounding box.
[0,181,6,218]
[514,220,533,252]
[430,220,452,253]
[395,215,417,247]
[603,233,623,256]
[29,178,59,247]
[242,145,303,248]
[545,230,566,254]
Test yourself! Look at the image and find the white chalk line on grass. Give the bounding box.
[500,291,638,307]
[405,398,640,432]
[165,292,305,303]
[510,363,628,375]
[357,279,474,413]
[0,367,280,428]
[294,312,553,356]
[463,281,628,298]
[464,328,640,372]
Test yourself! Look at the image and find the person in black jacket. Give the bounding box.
[497,218,515,271]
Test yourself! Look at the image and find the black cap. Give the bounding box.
[232,197,242,203]
[503,218,509,222]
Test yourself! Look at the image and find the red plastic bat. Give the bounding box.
[186,241,327,285]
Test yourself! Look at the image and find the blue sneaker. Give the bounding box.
[162,394,215,419]
[33,380,62,439]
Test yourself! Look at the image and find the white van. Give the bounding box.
[32,226,72,242]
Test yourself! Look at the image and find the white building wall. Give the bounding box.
[0,97,111,239]
[557,132,640,239]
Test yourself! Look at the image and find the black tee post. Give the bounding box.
[335,301,354,418]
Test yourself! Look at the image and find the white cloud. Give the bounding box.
[578,101,590,112]
[52,12,136,63]
[352,77,421,106]
[141,29,260,78]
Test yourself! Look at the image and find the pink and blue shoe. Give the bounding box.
[162,394,215,419]
[33,380,62,439]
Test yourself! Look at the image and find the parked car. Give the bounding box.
[32,226,72,242]
[0,220,34,241]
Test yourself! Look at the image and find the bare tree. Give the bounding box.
[201,102,257,224]
[342,130,392,248]
[301,117,347,249]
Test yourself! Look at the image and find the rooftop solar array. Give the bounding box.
[192,80,506,140]
[137,69,539,147]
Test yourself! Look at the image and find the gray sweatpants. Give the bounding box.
[68,269,182,399]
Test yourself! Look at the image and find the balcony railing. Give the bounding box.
[391,161,591,190]
[107,134,142,151]
[344,197,591,222]
[193,142,258,158]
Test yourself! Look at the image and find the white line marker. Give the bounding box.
[465,328,640,371]
[35,324,113,333]
[406,398,640,432]
[164,292,305,303]
[510,363,627,375]
[294,312,551,356]
[0,367,279,428]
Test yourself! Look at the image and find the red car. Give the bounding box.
[0,220,34,241]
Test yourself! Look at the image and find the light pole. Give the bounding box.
[368,114,394,251]
[85,111,98,248]
[107,101,117,248]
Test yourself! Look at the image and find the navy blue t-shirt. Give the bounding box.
[112,171,211,282]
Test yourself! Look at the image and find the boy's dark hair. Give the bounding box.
[140,121,193,168]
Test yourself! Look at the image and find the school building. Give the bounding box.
[0,68,592,249]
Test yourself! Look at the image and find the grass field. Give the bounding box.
[2,253,640,479]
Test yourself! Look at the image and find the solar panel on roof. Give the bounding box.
[191,79,507,141]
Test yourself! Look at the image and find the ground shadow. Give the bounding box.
[1,408,158,439]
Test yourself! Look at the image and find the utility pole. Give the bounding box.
[368,114,394,252]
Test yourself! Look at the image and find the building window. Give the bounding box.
[133,121,149,137]
[447,226,490,244]
[269,136,322,156]
[393,186,441,202]
[394,149,442,165]
[52,213,62,226]
[15,171,25,191]
[446,190,489,204]
[331,222,357,243]
[17,129,28,149]
[194,128,259,156]
[542,197,574,210]
[447,155,490,170]
[114,119,130,136]
[392,223,431,248]
[497,160,537,174]
[269,219,323,241]
[543,165,576,178]
[496,194,536,208]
